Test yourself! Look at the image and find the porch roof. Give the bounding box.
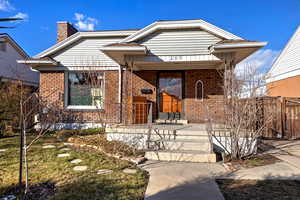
[99,39,267,70]
[209,40,268,63]
[99,42,148,66]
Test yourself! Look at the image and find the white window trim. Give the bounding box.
[66,105,99,110]
[195,80,204,101]
[64,71,105,110]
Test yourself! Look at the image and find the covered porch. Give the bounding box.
[100,40,266,125]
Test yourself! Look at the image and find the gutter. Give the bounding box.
[17,59,58,65]
[210,42,268,53]
[99,46,148,53]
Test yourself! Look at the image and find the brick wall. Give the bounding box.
[40,69,225,125]
[40,72,64,108]
[184,69,224,122]
[121,70,157,124]
[40,71,120,124]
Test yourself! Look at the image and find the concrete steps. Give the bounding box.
[145,150,216,163]
[148,139,211,152]
[106,125,216,163]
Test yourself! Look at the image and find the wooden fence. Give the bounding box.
[262,97,300,139]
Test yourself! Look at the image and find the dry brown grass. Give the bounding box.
[217,179,300,200]
[0,135,148,200]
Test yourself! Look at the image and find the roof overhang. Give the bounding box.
[209,41,268,64]
[100,45,148,66]
[36,30,138,58]
[0,34,29,59]
[17,59,58,67]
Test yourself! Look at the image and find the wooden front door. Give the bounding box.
[158,72,183,119]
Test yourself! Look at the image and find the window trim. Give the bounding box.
[64,71,105,110]
[195,80,204,101]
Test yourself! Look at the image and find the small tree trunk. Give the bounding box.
[19,83,24,199]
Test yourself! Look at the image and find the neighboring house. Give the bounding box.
[0,33,39,87]
[266,26,300,97]
[19,19,266,126]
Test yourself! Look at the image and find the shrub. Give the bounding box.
[0,80,33,137]
[68,135,145,158]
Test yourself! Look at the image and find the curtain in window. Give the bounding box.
[68,72,104,107]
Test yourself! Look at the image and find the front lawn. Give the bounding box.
[0,135,148,200]
[216,179,300,200]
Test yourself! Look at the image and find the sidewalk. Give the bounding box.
[219,140,300,180]
[139,161,226,200]
[261,140,300,170]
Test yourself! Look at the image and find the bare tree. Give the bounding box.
[18,86,66,198]
[206,63,272,160]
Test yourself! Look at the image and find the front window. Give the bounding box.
[68,72,104,109]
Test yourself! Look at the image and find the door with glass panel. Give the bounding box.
[158,72,183,120]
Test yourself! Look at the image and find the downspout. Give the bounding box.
[118,65,122,124]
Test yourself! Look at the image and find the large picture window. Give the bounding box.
[68,72,104,109]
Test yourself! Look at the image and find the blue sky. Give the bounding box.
[1,0,300,71]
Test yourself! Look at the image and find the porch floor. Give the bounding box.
[113,123,224,132]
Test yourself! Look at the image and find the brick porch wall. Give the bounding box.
[123,69,224,123]
[184,69,224,123]
[121,70,157,124]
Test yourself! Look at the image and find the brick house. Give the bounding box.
[19,19,266,127]
[267,26,300,97]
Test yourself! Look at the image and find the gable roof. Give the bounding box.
[36,30,138,58]
[267,26,300,83]
[120,19,242,43]
[36,19,243,58]
[0,33,29,58]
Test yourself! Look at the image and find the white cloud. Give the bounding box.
[74,13,98,31]
[235,49,280,97]
[0,0,14,11]
[236,49,280,75]
[11,12,29,21]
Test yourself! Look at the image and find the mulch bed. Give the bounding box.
[224,154,280,171]
[216,179,300,200]
[2,182,55,200]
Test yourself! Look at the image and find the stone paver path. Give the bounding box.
[140,161,226,200]
[123,168,137,174]
[97,169,113,175]
[0,149,7,152]
[42,145,56,149]
[73,166,88,171]
[57,153,70,158]
[60,148,71,151]
[71,159,82,164]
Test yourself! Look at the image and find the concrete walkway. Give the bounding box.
[219,161,300,180]
[139,161,226,200]
[262,140,300,170]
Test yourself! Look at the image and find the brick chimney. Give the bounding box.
[57,21,78,43]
